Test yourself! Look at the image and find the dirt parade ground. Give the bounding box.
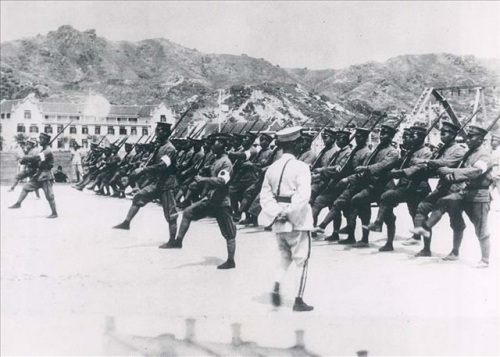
[1,184,499,356]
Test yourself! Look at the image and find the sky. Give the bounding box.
[1,1,499,70]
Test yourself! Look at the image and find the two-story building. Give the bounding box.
[0,94,176,150]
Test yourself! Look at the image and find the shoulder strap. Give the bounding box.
[276,158,294,198]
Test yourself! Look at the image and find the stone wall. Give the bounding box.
[0,151,72,182]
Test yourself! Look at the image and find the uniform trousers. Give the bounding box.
[23,179,55,204]
[183,199,237,241]
[275,230,311,299]
[133,184,178,221]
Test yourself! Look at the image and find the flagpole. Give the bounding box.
[218,89,222,132]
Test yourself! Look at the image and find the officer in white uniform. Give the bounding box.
[259,126,314,312]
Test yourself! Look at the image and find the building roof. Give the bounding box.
[39,102,85,114]
[108,105,142,117]
[138,105,157,118]
[0,99,22,114]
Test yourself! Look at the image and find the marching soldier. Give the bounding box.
[411,125,493,268]
[310,129,352,239]
[9,132,58,218]
[8,138,41,199]
[164,133,237,270]
[313,127,372,242]
[259,126,314,312]
[298,132,317,166]
[238,132,276,225]
[491,132,500,197]
[113,122,179,249]
[228,132,258,221]
[364,122,433,251]
[408,121,467,256]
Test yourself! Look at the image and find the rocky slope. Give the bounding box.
[1,25,499,126]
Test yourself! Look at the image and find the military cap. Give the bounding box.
[410,121,428,134]
[124,142,133,149]
[231,133,245,140]
[467,125,488,137]
[380,120,399,134]
[156,122,172,131]
[110,144,120,152]
[323,128,337,137]
[90,142,98,148]
[336,129,351,136]
[244,132,258,141]
[26,137,38,145]
[211,133,233,142]
[276,126,302,143]
[355,127,371,136]
[189,138,203,145]
[441,121,460,133]
[39,132,51,141]
[259,132,274,141]
[301,132,315,142]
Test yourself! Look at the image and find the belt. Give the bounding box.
[276,196,292,203]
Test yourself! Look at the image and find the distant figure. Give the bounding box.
[54,165,69,183]
[70,141,83,182]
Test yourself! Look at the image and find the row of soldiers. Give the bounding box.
[19,111,498,270]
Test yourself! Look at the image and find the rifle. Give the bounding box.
[171,100,198,136]
[218,120,230,134]
[255,118,273,136]
[48,120,75,146]
[192,122,208,139]
[431,107,482,159]
[425,110,449,136]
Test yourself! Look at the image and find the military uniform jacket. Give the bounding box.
[232,146,258,182]
[406,141,467,190]
[259,153,314,231]
[447,146,493,202]
[298,148,317,166]
[364,142,400,177]
[21,146,54,182]
[203,154,233,206]
[491,147,500,180]
[400,144,433,188]
[144,140,178,191]
[311,146,338,170]
[321,145,353,179]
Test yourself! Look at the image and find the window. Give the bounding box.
[108,126,115,135]
[57,138,64,149]
[160,115,166,122]
[95,126,101,135]
[17,124,25,133]
[82,139,88,149]
[45,125,53,134]
[129,118,137,123]
[1,114,4,119]
[57,125,64,133]
[119,126,127,135]
[0,124,2,133]
[70,126,77,134]
[131,127,137,136]
[142,127,148,135]
[29,125,39,133]
[82,126,88,134]
[24,110,31,119]
[45,115,49,120]
[6,113,10,119]
[69,116,80,120]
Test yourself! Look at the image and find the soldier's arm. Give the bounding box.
[367,148,399,176]
[260,170,284,219]
[402,147,433,177]
[445,153,491,182]
[427,144,467,169]
[143,146,176,174]
[203,161,232,188]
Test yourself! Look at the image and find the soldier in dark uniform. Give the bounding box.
[113,122,179,249]
[313,127,372,243]
[9,132,58,218]
[8,138,40,198]
[364,122,433,251]
[310,129,352,240]
[332,122,400,247]
[411,125,493,267]
[408,121,467,256]
[228,132,258,221]
[238,132,276,225]
[164,133,237,270]
[298,132,317,166]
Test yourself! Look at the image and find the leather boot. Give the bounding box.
[293,297,314,312]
